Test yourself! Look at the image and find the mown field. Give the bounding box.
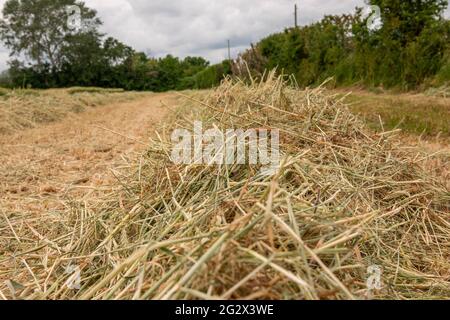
[0,81,448,300]
[339,89,450,139]
[0,87,151,134]
[1,85,449,141]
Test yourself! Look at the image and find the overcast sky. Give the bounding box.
[0,0,449,71]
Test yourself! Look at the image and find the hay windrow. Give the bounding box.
[0,88,149,134]
[0,74,449,300]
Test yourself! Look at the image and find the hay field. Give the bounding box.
[0,77,449,300]
[339,89,450,138]
[0,88,149,134]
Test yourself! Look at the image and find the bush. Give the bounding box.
[435,56,450,85]
[192,61,232,89]
[235,7,450,90]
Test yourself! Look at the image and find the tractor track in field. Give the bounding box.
[0,93,177,214]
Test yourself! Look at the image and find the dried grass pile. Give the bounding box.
[1,74,449,300]
[0,88,147,134]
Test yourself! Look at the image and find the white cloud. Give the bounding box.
[85,0,364,62]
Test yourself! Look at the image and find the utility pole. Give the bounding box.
[294,4,298,28]
[227,39,231,62]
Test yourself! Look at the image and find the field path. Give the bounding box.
[0,93,176,214]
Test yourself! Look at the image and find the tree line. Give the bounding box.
[234,0,450,90]
[0,0,449,91]
[0,0,232,91]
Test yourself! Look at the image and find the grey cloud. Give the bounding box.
[86,0,365,62]
[0,0,449,69]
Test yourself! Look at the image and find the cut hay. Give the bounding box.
[0,89,149,134]
[0,73,449,300]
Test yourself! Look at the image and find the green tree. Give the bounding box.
[354,0,449,87]
[181,56,209,77]
[0,0,102,73]
[370,0,448,43]
[156,55,183,91]
[238,1,450,89]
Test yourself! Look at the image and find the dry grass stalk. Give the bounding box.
[0,88,148,134]
[0,73,449,300]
